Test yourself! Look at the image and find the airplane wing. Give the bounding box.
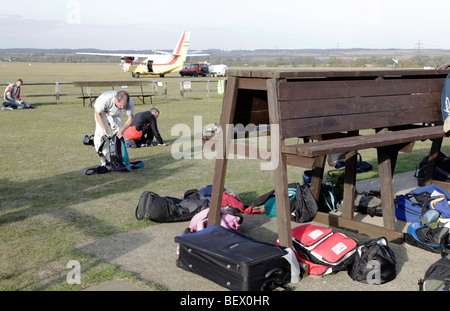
[152,50,210,56]
[74,52,157,58]
[75,51,209,57]
[152,50,175,55]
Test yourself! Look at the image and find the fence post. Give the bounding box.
[152,80,157,95]
[164,82,167,101]
[180,80,184,99]
[55,82,61,104]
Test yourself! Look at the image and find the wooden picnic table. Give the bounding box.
[205,69,450,248]
[73,80,155,107]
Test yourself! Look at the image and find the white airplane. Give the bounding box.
[75,31,207,78]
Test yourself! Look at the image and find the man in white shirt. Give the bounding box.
[94,90,134,165]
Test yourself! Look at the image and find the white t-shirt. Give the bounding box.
[94,91,134,117]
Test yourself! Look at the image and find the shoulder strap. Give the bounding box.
[129,160,145,169]
[85,165,109,175]
[97,135,110,157]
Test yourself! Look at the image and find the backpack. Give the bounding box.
[404,221,450,254]
[221,191,245,212]
[83,134,94,146]
[419,256,450,291]
[348,237,397,284]
[221,191,263,215]
[302,175,337,214]
[89,134,144,174]
[250,182,318,221]
[197,184,223,197]
[327,153,346,167]
[291,183,319,223]
[331,153,373,173]
[135,190,210,222]
[187,208,242,233]
[250,184,297,217]
[196,185,263,215]
[318,182,337,213]
[290,224,357,276]
[415,152,450,183]
[263,188,297,217]
[98,134,144,171]
[395,184,450,223]
[354,191,383,217]
[326,168,345,201]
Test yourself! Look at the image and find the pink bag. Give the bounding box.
[189,208,241,233]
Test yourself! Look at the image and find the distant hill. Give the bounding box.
[1,48,450,68]
[2,47,449,58]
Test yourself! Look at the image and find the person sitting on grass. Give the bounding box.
[2,79,34,109]
[124,108,168,147]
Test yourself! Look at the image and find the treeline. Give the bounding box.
[206,53,450,69]
[0,51,117,63]
[2,48,450,69]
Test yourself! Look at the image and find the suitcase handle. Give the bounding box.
[262,268,291,291]
[264,267,283,278]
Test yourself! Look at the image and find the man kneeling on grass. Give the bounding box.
[124,107,168,148]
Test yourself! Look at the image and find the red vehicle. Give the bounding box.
[179,63,209,77]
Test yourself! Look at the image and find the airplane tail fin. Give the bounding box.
[173,31,191,63]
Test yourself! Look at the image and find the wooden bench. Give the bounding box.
[73,80,155,107]
[205,69,450,248]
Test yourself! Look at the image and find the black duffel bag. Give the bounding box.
[136,190,210,222]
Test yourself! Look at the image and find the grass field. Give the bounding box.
[1,63,449,290]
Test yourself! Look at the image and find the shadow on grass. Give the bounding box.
[0,151,186,238]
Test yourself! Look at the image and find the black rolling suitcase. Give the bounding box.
[175,225,291,291]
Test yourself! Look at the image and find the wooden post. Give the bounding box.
[424,137,443,185]
[164,82,167,101]
[342,151,357,220]
[139,83,145,105]
[377,147,397,231]
[180,80,184,99]
[266,78,293,248]
[87,87,92,108]
[55,82,60,105]
[152,80,157,95]
[207,77,239,227]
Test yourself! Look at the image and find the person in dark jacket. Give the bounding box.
[124,108,168,147]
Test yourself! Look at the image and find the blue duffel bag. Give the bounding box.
[395,184,450,223]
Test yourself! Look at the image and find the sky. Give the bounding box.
[1,0,450,51]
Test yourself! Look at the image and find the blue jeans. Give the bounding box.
[3,100,33,109]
